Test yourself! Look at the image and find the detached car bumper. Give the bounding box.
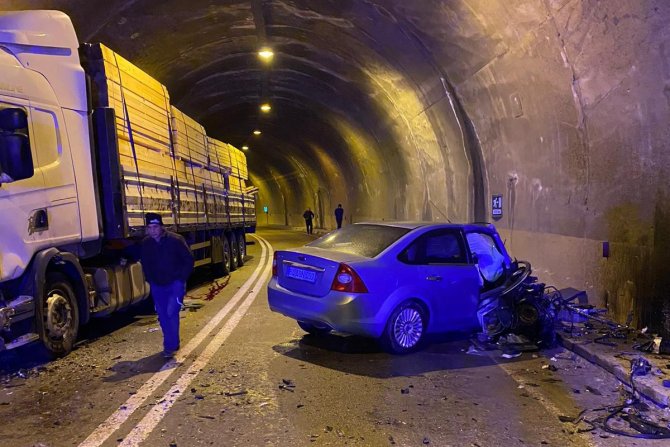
[267,277,386,338]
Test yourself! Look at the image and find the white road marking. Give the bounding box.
[118,236,273,446]
[78,234,271,447]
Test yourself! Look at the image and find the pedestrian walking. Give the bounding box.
[334,204,344,229]
[141,213,194,358]
[303,208,315,234]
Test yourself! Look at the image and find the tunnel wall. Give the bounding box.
[450,0,670,330]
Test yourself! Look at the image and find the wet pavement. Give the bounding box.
[1,228,669,446]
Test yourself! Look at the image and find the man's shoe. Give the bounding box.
[162,350,176,359]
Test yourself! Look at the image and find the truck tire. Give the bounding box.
[37,273,80,357]
[228,234,239,271]
[236,233,246,267]
[213,236,232,277]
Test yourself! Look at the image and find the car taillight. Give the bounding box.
[330,263,368,293]
[272,252,277,277]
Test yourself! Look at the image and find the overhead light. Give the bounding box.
[242,145,249,151]
[258,47,274,61]
[253,130,261,135]
[260,103,271,113]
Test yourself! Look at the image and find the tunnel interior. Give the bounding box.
[4,0,670,332]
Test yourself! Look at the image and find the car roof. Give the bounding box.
[353,221,498,232]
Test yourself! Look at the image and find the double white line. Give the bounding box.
[79,234,272,447]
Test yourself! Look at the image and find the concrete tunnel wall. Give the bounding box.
[4,0,669,332]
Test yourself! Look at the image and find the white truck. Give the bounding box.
[0,10,256,356]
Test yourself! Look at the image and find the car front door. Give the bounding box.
[399,229,481,331]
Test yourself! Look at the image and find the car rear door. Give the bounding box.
[399,229,481,331]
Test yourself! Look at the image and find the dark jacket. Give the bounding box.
[141,231,194,285]
[303,210,314,221]
[334,207,344,221]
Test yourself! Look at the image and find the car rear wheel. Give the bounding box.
[381,301,426,354]
[298,321,331,335]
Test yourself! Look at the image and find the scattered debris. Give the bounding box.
[279,379,296,392]
[400,388,410,394]
[224,390,248,397]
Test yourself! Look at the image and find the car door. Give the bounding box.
[399,229,481,331]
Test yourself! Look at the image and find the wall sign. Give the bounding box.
[491,194,503,220]
[263,205,268,213]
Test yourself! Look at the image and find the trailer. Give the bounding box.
[0,10,256,356]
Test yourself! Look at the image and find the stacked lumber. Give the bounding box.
[82,43,255,232]
[171,106,208,166]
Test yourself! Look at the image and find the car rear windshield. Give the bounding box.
[307,224,410,258]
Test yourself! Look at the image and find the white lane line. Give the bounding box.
[119,236,273,446]
[78,234,270,447]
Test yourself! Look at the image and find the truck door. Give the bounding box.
[28,103,80,245]
[0,99,48,281]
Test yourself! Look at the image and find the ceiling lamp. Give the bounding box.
[242,145,249,151]
[253,130,262,135]
[258,48,274,61]
[260,103,271,113]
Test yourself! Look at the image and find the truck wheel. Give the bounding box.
[37,273,80,357]
[228,234,239,271]
[380,301,426,355]
[236,233,246,267]
[213,237,231,277]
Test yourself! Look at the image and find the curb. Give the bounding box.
[557,333,670,407]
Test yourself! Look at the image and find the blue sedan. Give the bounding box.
[267,222,513,354]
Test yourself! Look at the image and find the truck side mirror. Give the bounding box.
[0,108,34,183]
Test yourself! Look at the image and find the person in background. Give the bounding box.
[141,213,194,358]
[334,204,344,229]
[303,208,315,234]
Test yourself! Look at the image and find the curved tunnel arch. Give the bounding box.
[5,0,670,329]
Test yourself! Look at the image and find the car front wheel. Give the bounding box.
[381,301,426,354]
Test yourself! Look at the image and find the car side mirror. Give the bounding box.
[0,108,34,183]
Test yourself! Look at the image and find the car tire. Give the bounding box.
[37,273,80,357]
[298,321,331,335]
[229,234,238,271]
[236,233,246,267]
[381,301,427,355]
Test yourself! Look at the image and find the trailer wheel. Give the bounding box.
[213,237,231,277]
[236,233,246,267]
[229,234,239,271]
[37,273,80,357]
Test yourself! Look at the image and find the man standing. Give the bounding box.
[334,204,344,229]
[141,213,194,358]
[303,208,315,234]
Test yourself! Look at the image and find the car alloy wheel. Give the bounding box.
[382,301,426,354]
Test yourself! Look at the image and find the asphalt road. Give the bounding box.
[1,228,669,447]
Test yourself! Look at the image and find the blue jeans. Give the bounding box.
[151,281,184,352]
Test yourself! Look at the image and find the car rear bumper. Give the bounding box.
[267,278,386,338]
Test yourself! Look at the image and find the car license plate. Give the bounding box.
[287,266,317,283]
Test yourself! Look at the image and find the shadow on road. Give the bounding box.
[272,331,534,378]
[103,352,171,382]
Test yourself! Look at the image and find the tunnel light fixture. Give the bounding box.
[260,103,272,113]
[253,129,262,136]
[258,47,274,61]
[242,145,249,151]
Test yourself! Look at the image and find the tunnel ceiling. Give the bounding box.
[6,0,487,221]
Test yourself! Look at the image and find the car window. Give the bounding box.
[308,224,410,258]
[400,229,466,265]
[465,231,505,283]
